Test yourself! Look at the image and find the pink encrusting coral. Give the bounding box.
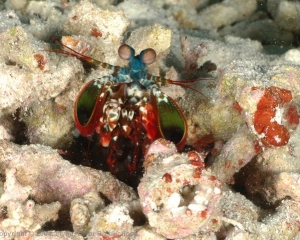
[0,140,138,206]
[211,125,258,184]
[138,139,222,239]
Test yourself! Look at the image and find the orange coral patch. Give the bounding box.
[189,151,205,168]
[254,140,262,153]
[270,86,292,104]
[200,209,208,218]
[233,101,243,113]
[253,86,297,147]
[162,173,172,183]
[285,105,299,130]
[254,109,275,134]
[193,167,202,178]
[261,122,290,147]
[256,91,277,111]
[209,175,217,181]
[34,54,46,70]
[91,28,102,37]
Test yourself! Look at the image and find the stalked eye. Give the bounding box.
[118,44,135,60]
[139,48,156,65]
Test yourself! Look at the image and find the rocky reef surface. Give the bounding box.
[0,0,300,239]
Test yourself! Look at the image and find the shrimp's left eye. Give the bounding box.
[140,48,156,65]
[118,44,135,60]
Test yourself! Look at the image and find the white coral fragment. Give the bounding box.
[71,192,105,235]
[87,203,134,240]
[138,139,222,239]
[62,0,129,64]
[0,169,31,204]
[0,168,61,237]
[167,192,182,209]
